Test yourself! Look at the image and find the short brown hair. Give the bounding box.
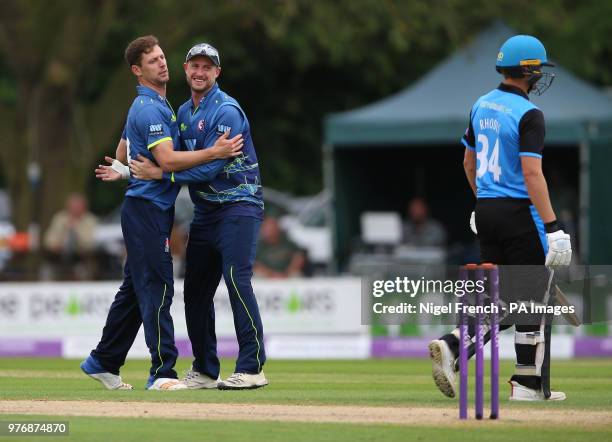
[124,35,159,67]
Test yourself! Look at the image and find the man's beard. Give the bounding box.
[149,78,168,88]
[189,79,209,92]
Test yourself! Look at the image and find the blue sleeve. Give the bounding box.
[137,106,173,150]
[121,124,126,140]
[166,105,246,184]
[210,104,245,140]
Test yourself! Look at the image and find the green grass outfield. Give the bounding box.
[0,358,611,441]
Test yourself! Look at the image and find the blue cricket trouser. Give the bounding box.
[184,215,265,377]
[91,196,178,381]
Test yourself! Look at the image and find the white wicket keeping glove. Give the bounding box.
[111,159,130,179]
[545,230,572,267]
[469,211,477,235]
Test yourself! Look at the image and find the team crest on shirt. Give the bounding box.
[198,120,205,131]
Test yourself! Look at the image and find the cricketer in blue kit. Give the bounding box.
[82,36,243,391]
[428,35,572,402]
[130,43,268,390]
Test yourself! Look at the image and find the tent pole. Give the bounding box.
[579,137,590,263]
[323,142,338,274]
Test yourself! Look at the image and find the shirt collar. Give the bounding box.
[137,85,166,103]
[195,83,220,107]
[497,82,529,100]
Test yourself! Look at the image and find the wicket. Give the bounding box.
[459,263,499,420]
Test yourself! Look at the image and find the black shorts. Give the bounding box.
[475,198,550,319]
[475,198,546,265]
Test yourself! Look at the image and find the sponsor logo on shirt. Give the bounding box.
[480,100,512,114]
[217,124,231,134]
[149,124,163,135]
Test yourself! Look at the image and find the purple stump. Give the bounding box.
[475,267,485,420]
[489,265,500,419]
[459,266,469,420]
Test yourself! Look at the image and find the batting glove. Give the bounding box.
[545,230,572,267]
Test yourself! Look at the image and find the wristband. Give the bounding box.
[544,220,559,234]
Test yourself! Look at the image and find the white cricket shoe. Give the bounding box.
[182,367,221,389]
[428,339,457,398]
[84,372,133,390]
[509,381,566,401]
[218,372,269,390]
[147,378,188,391]
[80,356,133,390]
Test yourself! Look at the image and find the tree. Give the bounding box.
[0,0,228,235]
[0,0,129,233]
[1,0,610,242]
